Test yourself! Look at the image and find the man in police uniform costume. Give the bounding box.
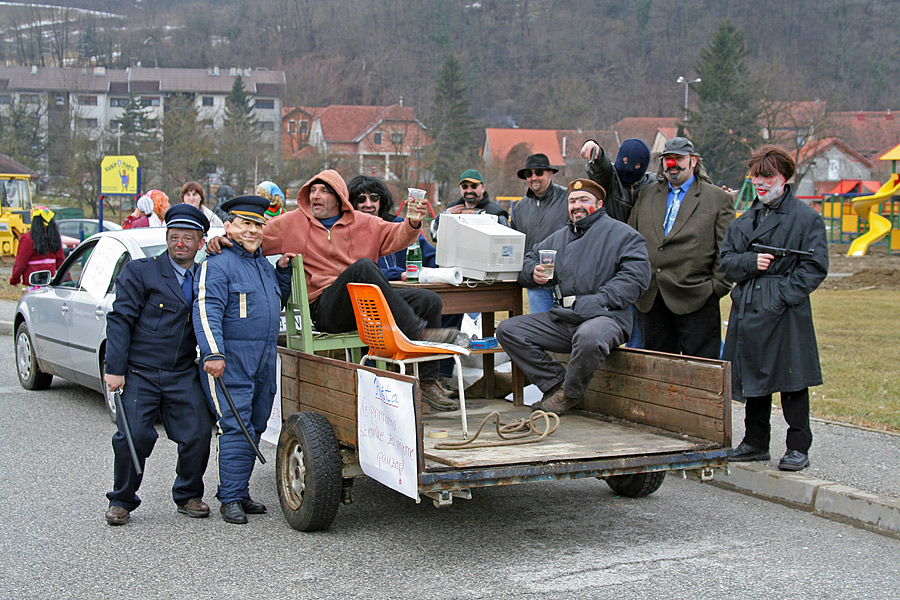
[104,204,213,526]
[194,195,291,524]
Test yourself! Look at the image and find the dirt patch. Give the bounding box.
[824,244,900,290]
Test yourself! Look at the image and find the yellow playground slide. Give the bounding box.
[847,173,900,257]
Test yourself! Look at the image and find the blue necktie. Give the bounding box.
[664,188,682,235]
[182,268,194,304]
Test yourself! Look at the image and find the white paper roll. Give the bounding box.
[419,267,463,285]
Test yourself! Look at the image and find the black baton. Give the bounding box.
[216,378,267,464]
[114,389,143,476]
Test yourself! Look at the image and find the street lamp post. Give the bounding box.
[676,76,701,123]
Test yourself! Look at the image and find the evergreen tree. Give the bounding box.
[160,94,213,189]
[217,75,261,193]
[113,92,158,159]
[687,20,763,188]
[425,53,479,201]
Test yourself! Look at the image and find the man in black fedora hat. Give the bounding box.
[510,153,569,313]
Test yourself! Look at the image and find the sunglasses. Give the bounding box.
[357,193,381,203]
[460,182,481,190]
[522,169,546,178]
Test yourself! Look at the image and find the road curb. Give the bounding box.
[0,319,12,335]
[706,462,900,539]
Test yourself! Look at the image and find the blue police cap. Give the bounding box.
[165,203,210,233]
[221,195,270,224]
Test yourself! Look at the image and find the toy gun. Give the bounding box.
[750,243,814,258]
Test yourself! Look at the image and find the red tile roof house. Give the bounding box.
[282,103,433,199]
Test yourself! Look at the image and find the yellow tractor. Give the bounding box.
[0,173,35,256]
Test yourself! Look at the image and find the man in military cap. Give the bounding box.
[496,179,650,414]
[194,195,293,524]
[104,203,214,526]
[431,168,510,241]
[510,153,568,313]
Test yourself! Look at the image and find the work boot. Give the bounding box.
[778,450,810,471]
[220,500,248,524]
[105,505,130,526]
[533,388,580,415]
[730,442,771,462]
[420,380,458,411]
[420,328,459,345]
[241,498,267,514]
[177,498,210,518]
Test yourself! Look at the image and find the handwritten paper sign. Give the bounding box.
[81,237,127,303]
[357,371,418,501]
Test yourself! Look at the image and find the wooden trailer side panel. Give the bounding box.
[580,349,732,446]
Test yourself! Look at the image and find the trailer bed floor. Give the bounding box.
[422,399,701,469]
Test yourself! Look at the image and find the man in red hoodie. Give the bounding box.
[261,170,459,411]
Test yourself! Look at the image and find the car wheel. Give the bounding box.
[603,471,666,497]
[99,361,117,423]
[276,412,342,532]
[15,322,52,390]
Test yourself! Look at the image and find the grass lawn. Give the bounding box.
[722,288,900,432]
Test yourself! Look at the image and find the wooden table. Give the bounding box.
[391,280,526,405]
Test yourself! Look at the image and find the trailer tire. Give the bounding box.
[276,412,342,532]
[604,471,666,497]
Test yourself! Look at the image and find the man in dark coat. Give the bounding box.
[496,179,650,414]
[628,137,735,359]
[721,146,828,472]
[103,204,214,525]
[431,169,509,241]
[510,153,568,313]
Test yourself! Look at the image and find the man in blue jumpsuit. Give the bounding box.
[194,195,292,524]
[104,204,213,526]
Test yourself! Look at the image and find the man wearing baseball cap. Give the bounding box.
[431,168,510,241]
[103,204,214,525]
[627,136,734,360]
[496,179,650,415]
[510,153,569,313]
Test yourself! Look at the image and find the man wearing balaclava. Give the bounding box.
[580,138,656,346]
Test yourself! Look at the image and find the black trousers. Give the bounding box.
[311,259,443,380]
[107,366,213,511]
[638,292,721,359]
[742,388,812,453]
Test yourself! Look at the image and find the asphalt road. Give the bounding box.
[1,344,899,599]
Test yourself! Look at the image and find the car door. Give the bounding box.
[26,239,99,379]
[65,236,131,388]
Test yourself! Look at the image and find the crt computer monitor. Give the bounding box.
[435,213,526,281]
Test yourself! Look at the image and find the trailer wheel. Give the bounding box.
[16,322,52,390]
[276,412,342,532]
[604,471,666,497]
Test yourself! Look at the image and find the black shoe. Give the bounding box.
[220,500,248,524]
[778,450,810,471]
[730,442,771,462]
[242,498,267,514]
[105,505,130,526]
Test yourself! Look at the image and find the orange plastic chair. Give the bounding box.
[346,282,471,437]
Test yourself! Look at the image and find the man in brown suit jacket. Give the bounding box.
[627,137,734,359]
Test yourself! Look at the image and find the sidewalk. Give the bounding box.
[1,295,896,537]
[711,402,900,538]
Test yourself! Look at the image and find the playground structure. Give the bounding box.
[846,173,900,256]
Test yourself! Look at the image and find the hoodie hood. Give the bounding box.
[296,169,354,219]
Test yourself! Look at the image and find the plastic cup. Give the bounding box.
[405,188,427,219]
[539,249,556,278]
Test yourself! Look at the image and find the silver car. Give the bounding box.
[14,226,225,421]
